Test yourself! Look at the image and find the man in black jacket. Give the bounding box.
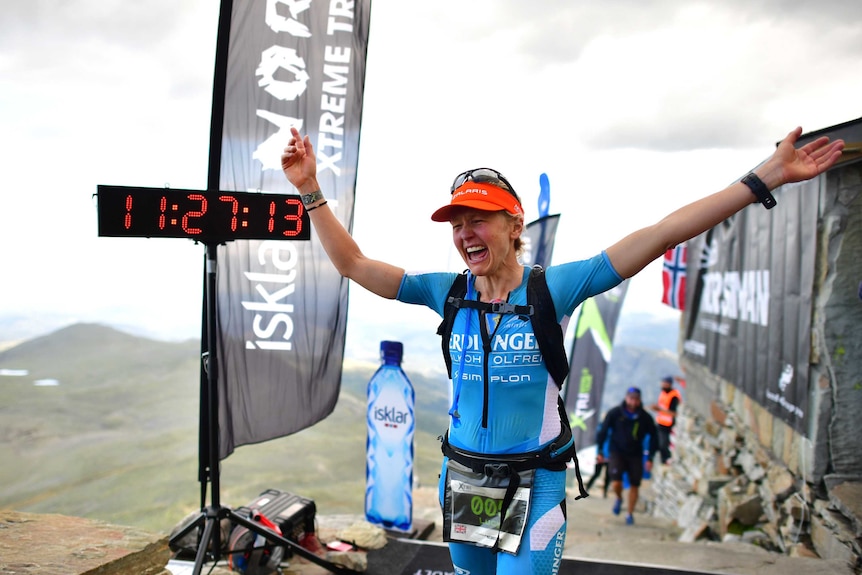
[595,387,659,525]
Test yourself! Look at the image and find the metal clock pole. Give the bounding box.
[168,238,352,574]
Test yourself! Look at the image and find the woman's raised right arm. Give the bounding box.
[282,127,405,299]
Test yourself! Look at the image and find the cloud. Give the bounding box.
[416,1,862,151]
[0,0,216,107]
[1,0,188,48]
[2,0,860,346]
[484,0,862,63]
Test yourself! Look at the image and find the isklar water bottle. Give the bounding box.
[365,340,414,532]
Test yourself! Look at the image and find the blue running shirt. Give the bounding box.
[397,252,622,456]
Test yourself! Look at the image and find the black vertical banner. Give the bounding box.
[522,214,561,268]
[566,281,629,451]
[682,179,817,432]
[215,0,372,459]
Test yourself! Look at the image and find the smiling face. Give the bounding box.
[449,208,523,277]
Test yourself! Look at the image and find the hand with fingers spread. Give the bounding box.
[605,126,844,279]
[756,126,845,190]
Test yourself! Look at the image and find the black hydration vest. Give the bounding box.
[436,265,589,500]
[437,266,569,387]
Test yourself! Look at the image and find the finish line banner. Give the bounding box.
[566,280,629,451]
[682,179,818,433]
[216,0,372,458]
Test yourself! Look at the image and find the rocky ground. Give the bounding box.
[274,480,853,575]
[3,478,853,575]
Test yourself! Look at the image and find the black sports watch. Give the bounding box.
[741,173,777,210]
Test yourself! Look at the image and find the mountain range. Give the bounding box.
[0,314,680,534]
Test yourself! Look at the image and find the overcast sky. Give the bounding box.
[2,0,860,364]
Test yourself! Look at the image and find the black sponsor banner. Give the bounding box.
[216,0,371,458]
[682,180,817,432]
[522,214,560,268]
[367,537,711,575]
[566,281,629,450]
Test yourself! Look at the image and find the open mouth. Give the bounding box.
[465,245,487,263]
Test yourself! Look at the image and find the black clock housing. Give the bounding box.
[97,185,311,241]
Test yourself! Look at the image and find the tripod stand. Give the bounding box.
[168,242,354,575]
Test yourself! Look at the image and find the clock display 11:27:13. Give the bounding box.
[96,185,311,242]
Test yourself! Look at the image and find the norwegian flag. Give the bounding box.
[662,244,687,310]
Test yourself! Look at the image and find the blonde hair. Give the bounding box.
[505,212,525,257]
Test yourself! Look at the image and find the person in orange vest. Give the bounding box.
[650,376,682,464]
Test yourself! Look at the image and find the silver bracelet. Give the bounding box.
[300,190,324,207]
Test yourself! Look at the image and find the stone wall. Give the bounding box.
[810,162,862,480]
[650,147,862,572]
[648,402,862,572]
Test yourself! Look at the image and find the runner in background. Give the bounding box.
[596,388,658,525]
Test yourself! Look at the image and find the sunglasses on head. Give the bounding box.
[450,168,517,197]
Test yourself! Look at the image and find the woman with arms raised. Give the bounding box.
[282,126,842,575]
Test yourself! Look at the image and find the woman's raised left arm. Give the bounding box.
[605,127,844,279]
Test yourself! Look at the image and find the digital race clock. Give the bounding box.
[97,185,310,242]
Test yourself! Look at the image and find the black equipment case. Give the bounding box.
[234,488,317,543]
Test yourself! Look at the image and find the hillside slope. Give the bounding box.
[0,322,679,534]
[0,324,448,533]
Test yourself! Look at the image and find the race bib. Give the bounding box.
[442,459,534,555]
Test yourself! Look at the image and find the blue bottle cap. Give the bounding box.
[380,340,403,362]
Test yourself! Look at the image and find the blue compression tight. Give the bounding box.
[439,465,568,575]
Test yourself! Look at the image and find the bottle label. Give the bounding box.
[373,405,410,425]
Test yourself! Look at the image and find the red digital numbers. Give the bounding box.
[97,186,310,241]
[159,196,167,229]
[282,198,304,238]
[182,194,207,235]
[124,194,133,229]
[268,198,305,237]
[268,200,277,233]
[220,195,239,231]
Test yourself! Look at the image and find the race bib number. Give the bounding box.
[443,459,534,555]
